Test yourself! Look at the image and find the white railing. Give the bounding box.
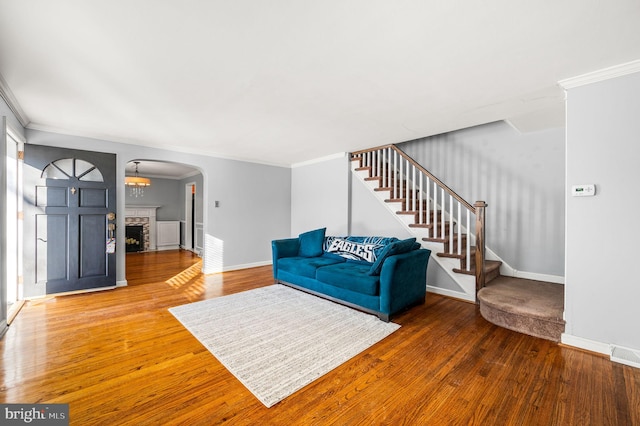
[351,145,487,290]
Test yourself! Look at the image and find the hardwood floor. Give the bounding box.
[1,250,639,425]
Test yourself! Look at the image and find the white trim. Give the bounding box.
[25,285,117,299]
[6,122,26,144]
[509,270,564,284]
[26,122,291,168]
[558,59,640,89]
[116,280,128,287]
[291,152,347,168]
[0,319,7,338]
[209,260,272,274]
[0,73,29,127]
[561,333,610,355]
[426,285,475,303]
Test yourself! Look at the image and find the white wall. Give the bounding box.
[291,154,349,237]
[399,121,566,278]
[26,129,291,280]
[291,153,462,293]
[564,70,640,352]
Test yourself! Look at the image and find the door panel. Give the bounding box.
[36,186,68,207]
[79,188,107,207]
[80,214,108,277]
[36,214,68,282]
[24,144,116,297]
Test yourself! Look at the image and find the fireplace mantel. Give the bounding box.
[125,206,161,250]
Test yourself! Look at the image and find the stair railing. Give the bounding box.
[351,144,488,292]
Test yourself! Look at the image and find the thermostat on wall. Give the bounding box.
[571,184,596,197]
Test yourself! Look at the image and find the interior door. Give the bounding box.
[23,144,116,297]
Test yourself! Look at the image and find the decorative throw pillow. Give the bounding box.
[323,236,398,263]
[368,237,417,275]
[298,228,326,257]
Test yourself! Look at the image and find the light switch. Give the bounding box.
[571,184,596,197]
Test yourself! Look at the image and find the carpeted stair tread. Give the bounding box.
[477,276,565,341]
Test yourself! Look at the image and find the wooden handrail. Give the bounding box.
[351,144,489,294]
[351,145,474,212]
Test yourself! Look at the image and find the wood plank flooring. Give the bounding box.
[1,250,639,425]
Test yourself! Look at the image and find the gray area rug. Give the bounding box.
[169,284,400,407]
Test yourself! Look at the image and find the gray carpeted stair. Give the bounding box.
[477,276,565,342]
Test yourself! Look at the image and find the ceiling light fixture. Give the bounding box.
[125,161,151,197]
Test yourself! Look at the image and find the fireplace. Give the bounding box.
[125,225,144,252]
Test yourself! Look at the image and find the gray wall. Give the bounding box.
[126,176,181,221]
[399,121,565,278]
[26,128,291,279]
[564,71,640,352]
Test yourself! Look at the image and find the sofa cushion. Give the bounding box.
[316,262,380,296]
[298,228,326,257]
[277,256,344,279]
[323,236,398,263]
[368,237,417,275]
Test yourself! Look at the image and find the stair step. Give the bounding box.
[477,277,565,342]
[419,224,456,238]
[437,246,474,260]
[453,260,502,283]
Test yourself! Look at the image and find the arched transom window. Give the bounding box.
[41,158,104,182]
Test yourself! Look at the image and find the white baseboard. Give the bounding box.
[25,285,117,300]
[157,245,180,251]
[561,333,610,355]
[508,270,565,284]
[116,280,128,287]
[204,260,272,274]
[426,285,475,303]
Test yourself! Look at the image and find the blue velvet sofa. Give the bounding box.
[271,228,431,321]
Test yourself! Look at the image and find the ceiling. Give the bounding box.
[1,1,639,167]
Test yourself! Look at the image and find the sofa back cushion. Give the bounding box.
[298,228,326,257]
[323,236,398,264]
[368,237,417,275]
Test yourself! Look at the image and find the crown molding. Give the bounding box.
[0,73,29,127]
[558,59,640,89]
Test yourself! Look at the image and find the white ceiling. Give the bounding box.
[1,1,640,166]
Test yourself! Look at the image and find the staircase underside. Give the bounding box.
[477,276,565,342]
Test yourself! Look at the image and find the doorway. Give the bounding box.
[123,160,203,256]
[4,125,23,324]
[184,182,196,252]
[23,144,117,297]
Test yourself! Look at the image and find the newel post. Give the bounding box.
[474,201,487,298]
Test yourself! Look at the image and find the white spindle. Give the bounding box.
[457,201,462,256]
[426,177,431,226]
[412,165,416,211]
[382,149,387,188]
[466,209,471,270]
[418,173,423,224]
[405,159,410,210]
[449,194,454,254]
[393,150,397,199]
[433,182,438,238]
[440,188,445,239]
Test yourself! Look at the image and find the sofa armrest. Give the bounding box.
[378,248,431,315]
[271,238,301,278]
